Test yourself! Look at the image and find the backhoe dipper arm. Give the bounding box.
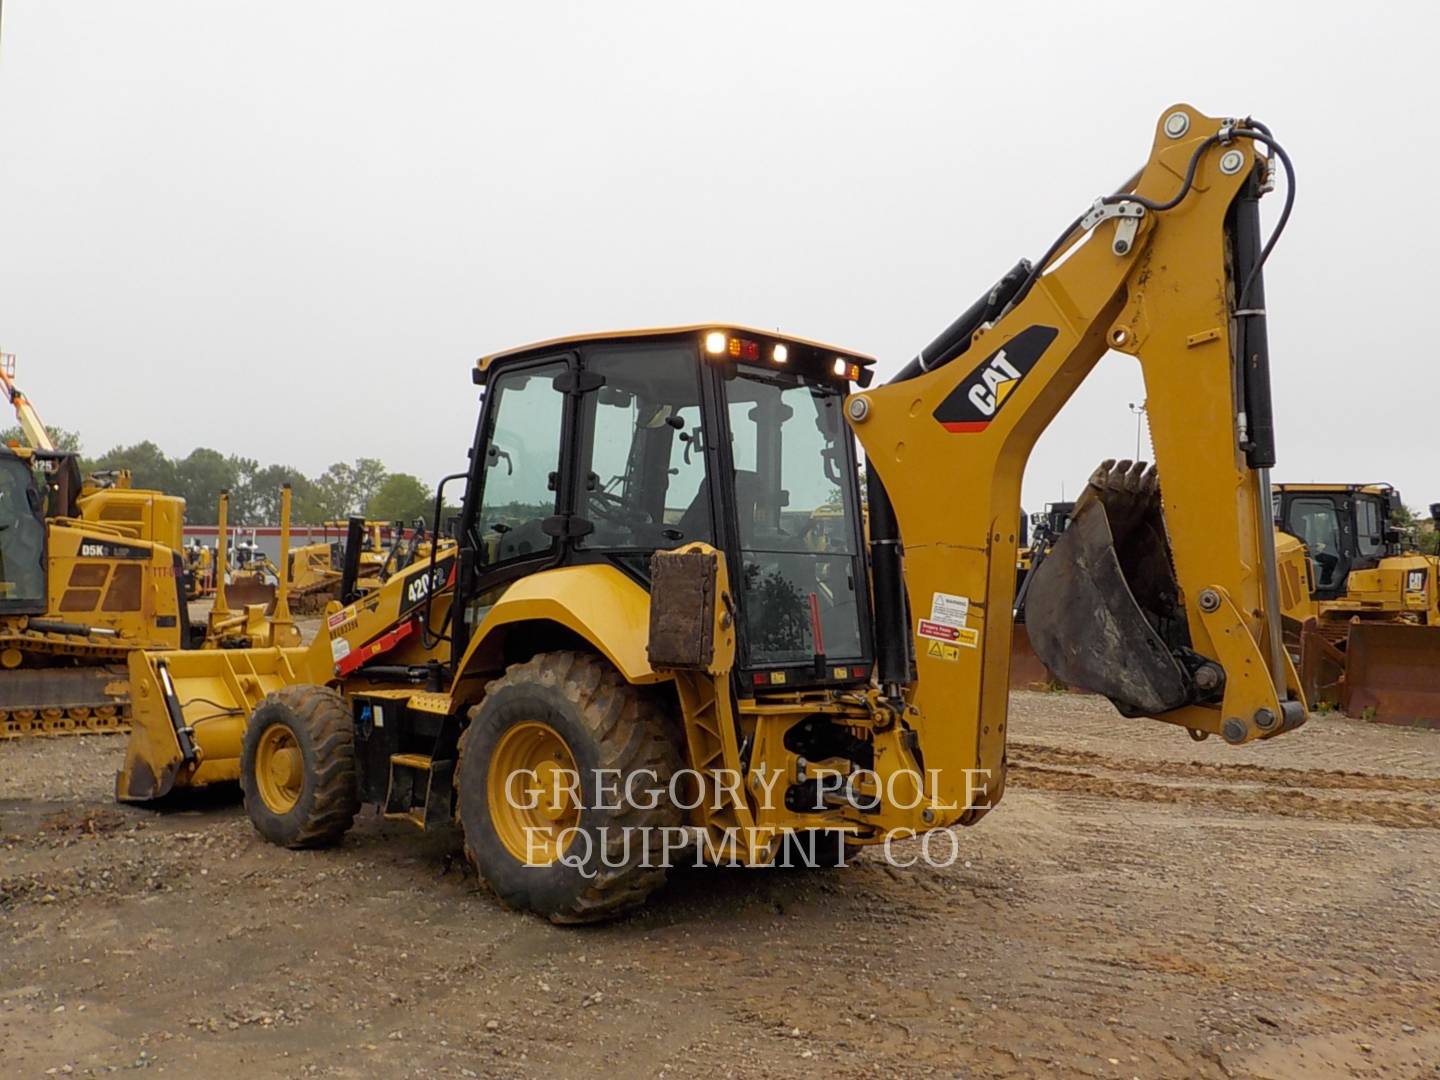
[847,106,1304,822]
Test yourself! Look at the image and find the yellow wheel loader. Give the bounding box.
[1275,483,1440,725]
[118,105,1308,923]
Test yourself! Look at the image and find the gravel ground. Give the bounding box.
[1,691,1437,1079]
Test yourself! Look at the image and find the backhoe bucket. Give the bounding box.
[1024,460,1189,716]
[1341,622,1440,728]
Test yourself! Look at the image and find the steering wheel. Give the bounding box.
[589,488,651,529]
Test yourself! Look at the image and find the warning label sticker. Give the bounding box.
[918,621,981,646]
[925,639,961,662]
[918,619,961,642]
[930,592,970,628]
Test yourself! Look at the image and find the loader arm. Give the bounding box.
[848,105,1304,817]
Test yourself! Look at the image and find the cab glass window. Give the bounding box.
[1355,496,1384,558]
[473,362,566,567]
[0,457,46,609]
[1289,497,1343,589]
[576,344,710,549]
[724,365,863,666]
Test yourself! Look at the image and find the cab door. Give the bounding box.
[456,356,576,643]
[0,455,48,615]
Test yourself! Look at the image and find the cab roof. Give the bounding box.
[1274,483,1396,497]
[475,324,877,374]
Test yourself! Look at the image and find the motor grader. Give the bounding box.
[1275,483,1440,724]
[118,105,1308,923]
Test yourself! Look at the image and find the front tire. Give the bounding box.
[457,651,683,924]
[240,684,359,849]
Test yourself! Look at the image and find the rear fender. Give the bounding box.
[453,564,666,692]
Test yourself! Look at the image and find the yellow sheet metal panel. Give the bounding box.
[457,564,663,685]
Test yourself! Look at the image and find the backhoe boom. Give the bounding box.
[847,105,1304,817]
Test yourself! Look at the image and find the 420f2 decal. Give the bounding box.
[933,325,1059,433]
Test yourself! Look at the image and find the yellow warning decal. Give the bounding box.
[925,639,961,662]
[956,626,979,648]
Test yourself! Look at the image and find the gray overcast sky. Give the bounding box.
[2,2,1436,515]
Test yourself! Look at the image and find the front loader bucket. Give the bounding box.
[1341,622,1440,728]
[1024,460,1190,717]
[116,645,308,801]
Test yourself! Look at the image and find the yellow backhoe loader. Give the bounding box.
[117,105,1307,923]
[1275,483,1440,725]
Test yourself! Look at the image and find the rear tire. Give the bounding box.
[457,651,683,924]
[241,684,359,849]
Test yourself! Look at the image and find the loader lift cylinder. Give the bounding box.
[340,515,366,605]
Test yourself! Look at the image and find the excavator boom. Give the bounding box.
[849,106,1304,815]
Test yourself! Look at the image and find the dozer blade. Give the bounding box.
[1341,622,1440,728]
[1024,460,1189,716]
[225,579,277,613]
[1296,617,1346,710]
[1009,623,1057,690]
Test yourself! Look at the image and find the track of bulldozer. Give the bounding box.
[0,633,131,738]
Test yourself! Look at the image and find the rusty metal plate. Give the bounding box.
[647,550,715,670]
[1342,622,1440,728]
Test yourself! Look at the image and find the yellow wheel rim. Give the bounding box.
[255,723,304,814]
[487,720,580,865]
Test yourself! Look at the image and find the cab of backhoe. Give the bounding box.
[456,327,878,691]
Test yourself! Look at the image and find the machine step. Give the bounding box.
[382,752,454,830]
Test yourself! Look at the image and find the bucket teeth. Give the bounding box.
[1078,459,1179,621]
[1023,458,1192,717]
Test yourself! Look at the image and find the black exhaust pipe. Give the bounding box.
[339,515,366,605]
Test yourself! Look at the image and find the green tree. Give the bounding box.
[352,457,389,512]
[172,448,239,524]
[367,473,433,526]
[89,440,179,494]
[0,424,83,454]
[226,455,262,524]
[314,462,359,520]
[247,465,321,524]
[314,458,391,520]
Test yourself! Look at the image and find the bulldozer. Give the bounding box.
[117,105,1308,923]
[1010,501,1074,689]
[0,358,207,735]
[0,443,199,735]
[1274,483,1440,725]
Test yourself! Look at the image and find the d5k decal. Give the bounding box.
[933,325,1059,433]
